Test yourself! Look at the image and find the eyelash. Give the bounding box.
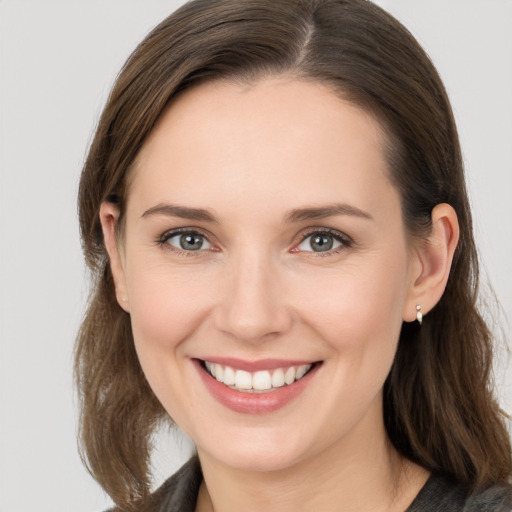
[157,228,214,257]
[295,228,353,256]
[156,227,353,256]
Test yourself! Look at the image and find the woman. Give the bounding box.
[75,1,512,510]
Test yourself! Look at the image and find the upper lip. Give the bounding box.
[195,357,319,372]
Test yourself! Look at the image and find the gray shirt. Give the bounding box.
[117,456,512,511]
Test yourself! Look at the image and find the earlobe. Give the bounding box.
[403,203,460,323]
[99,202,130,312]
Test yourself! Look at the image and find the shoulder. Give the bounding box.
[148,455,202,512]
[465,484,512,512]
[408,473,512,512]
[104,456,202,512]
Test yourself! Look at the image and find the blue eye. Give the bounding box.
[297,231,347,253]
[166,232,212,251]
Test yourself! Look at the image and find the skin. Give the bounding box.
[101,77,459,512]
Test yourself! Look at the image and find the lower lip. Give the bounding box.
[194,360,320,415]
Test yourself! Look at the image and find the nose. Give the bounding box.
[213,250,293,343]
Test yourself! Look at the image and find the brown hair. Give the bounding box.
[75,0,511,509]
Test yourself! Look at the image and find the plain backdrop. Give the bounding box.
[0,1,511,511]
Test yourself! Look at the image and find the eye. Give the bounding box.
[165,231,212,251]
[296,230,350,253]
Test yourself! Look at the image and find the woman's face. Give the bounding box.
[111,78,420,472]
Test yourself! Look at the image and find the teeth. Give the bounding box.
[271,368,285,388]
[213,363,224,382]
[204,361,312,392]
[296,364,309,380]
[223,366,236,386]
[253,370,272,391]
[284,367,296,385]
[235,370,253,390]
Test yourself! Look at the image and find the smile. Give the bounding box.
[203,361,313,393]
[194,358,321,414]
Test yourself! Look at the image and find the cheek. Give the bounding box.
[125,264,219,426]
[288,254,410,436]
[293,252,409,361]
[125,261,218,399]
[128,267,213,350]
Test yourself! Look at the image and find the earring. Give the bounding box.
[416,305,423,325]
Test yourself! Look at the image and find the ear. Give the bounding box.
[403,203,460,323]
[99,202,130,312]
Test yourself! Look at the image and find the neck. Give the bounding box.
[195,407,429,512]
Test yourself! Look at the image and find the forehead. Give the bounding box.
[128,77,399,223]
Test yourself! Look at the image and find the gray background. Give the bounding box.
[0,1,511,511]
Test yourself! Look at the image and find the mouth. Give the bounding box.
[200,360,316,393]
[194,358,322,414]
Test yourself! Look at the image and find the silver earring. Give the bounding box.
[416,305,423,325]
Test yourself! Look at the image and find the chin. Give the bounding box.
[212,449,304,474]
[196,426,316,474]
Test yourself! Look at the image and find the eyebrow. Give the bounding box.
[141,202,373,224]
[141,204,218,223]
[283,203,374,223]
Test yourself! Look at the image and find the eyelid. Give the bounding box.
[157,227,219,252]
[291,227,353,254]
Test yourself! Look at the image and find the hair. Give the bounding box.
[75,0,512,509]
